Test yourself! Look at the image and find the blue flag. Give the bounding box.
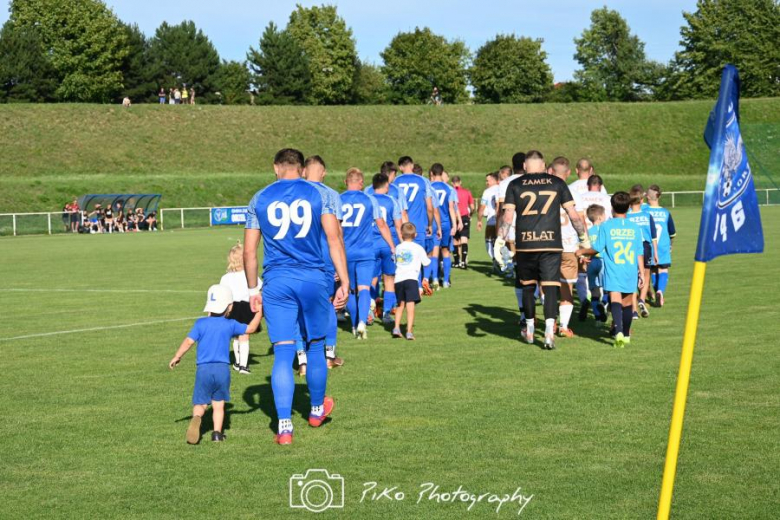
[696,65,764,262]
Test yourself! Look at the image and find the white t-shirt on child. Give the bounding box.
[219,271,261,302]
[394,241,431,283]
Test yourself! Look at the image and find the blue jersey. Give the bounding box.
[394,173,433,235]
[246,178,336,285]
[373,193,402,245]
[627,209,657,244]
[431,181,454,228]
[341,190,381,261]
[646,206,676,265]
[366,183,408,212]
[593,218,644,294]
[311,181,343,274]
[188,316,247,365]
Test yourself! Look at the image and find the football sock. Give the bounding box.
[325,308,338,347]
[325,345,336,359]
[423,262,433,282]
[611,302,623,333]
[559,304,573,329]
[542,285,559,321]
[545,318,555,337]
[311,405,324,417]
[305,339,327,408]
[591,299,601,317]
[358,289,371,323]
[651,272,658,290]
[453,249,460,265]
[347,292,358,327]
[462,243,469,264]
[239,340,249,367]
[442,257,452,283]
[431,257,440,283]
[383,291,396,314]
[370,284,379,300]
[485,240,493,259]
[232,339,240,364]
[271,342,296,420]
[514,287,524,311]
[523,285,537,320]
[622,306,633,336]
[658,272,669,293]
[278,418,293,433]
[576,273,589,304]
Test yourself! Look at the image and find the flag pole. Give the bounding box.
[657,260,707,519]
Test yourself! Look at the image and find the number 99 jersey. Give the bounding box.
[246,178,336,284]
[503,173,575,252]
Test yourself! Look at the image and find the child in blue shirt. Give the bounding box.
[578,192,645,348]
[169,284,262,444]
[585,204,608,322]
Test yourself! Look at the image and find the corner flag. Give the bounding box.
[657,65,764,519]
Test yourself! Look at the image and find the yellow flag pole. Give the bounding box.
[657,260,708,519]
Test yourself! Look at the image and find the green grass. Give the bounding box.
[1,101,779,212]
[0,207,778,519]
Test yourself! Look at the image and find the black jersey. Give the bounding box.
[504,173,575,251]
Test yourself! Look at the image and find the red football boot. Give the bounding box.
[308,396,335,428]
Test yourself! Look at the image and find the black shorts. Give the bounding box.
[229,300,256,325]
[455,216,471,239]
[655,263,671,269]
[515,251,562,288]
[643,242,651,269]
[395,279,421,304]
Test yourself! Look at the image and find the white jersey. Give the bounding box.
[220,271,262,303]
[394,241,431,283]
[480,185,500,225]
[498,174,523,202]
[560,190,580,253]
[569,178,607,197]
[577,190,613,224]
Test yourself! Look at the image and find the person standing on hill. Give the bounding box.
[174,88,181,104]
[158,88,166,104]
[182,85,189,105]
[190,86,196,105]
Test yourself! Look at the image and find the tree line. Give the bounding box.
[1,0,778,105]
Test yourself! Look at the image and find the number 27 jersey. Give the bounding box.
[246,178,336,284]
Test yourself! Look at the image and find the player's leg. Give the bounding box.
[232,338,240,371]
[325,282,342,368]
[238,333,251,374]
[576,267,590,321]
[621,292,634,344]
[638,242,651,318]
[187,403,207,444]
[405,302,416,340]
[609,291,625,347]
[558,253,577,337]
[393,301,405,337]
[429,245,441,290]
[539,253,563,349]
[382,273,396,323]
[355,260,374,339]
[346,261,359,333]
[211,400,225,440]
[440,229,452,287]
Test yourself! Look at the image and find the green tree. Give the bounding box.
[470,35,552,104]
[10,0,128,102]
[147,21,221,102]
[350,60,389,105]
[214,60,251,105]
[247,21,311,105]
[287,4,357,105]
[0,21,57,102]
[573,7,653,101]
[119,23,156,103]
[664,0,780,99]
[381,27,470,105]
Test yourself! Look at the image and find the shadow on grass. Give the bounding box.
[238,376,322,433]
[463,303,526,343]
[468,260,515,285]
[175,403,235,432]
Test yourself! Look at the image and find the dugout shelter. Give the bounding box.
[78,194,162,214]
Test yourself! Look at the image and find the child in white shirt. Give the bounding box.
[392,222,431,340]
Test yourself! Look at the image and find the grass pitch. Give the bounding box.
[0,207,778,519]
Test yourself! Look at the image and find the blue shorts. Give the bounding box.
[587,258,605,289]
[439,225,452,249]
[263,276,331,344]
[348,259,375,289]
[374,247,396,277]
[192,363,230,405]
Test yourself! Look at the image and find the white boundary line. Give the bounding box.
[0,316,200,342]
[2,288,202,294]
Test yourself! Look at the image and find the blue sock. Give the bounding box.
[325,308,337,347]
[370,284,379,300]
[651,272,658,290]
[658,272,669,293]
[431,257,439,283]
[305,339,327,407]
[271,342,296,420]
[591,299,601,316]
[383,291,396,314]
[295,339,305,353]
[442,257,452,283]
[347,292,358,327]
[423,261,433,282]
[358,289,371,323]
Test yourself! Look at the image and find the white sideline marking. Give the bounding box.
[2,288,202,294]
[0,316,200,342]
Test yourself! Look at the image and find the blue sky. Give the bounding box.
[1,0,698,81]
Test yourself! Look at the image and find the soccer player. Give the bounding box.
[365,161,409,222]
[568,158,607,196]
[645,184,676,307]
[627,186,658,318]
[452,175,474,268]
[577,192,645,348]
[496,150,589,350]
[394,156,439,293]
[302,155,344,370]
[341,168,395,339]
[477,172,500,267]
[548,157,579,338]
[430,164,458,288]
[370,173,403,322]
[243,148,349,445]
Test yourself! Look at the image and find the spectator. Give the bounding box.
[174,88,181,104]
[65,198,80,233]
[146,211,158,231]
[104,204,115,233]
[159,87,166,104]
[430,86,442,106]
[169,88,175,105]
[122,97,131,107]
[182,85,189,104]
[115,209,125,233]
[126,209,137,232]
[136,208,148,231]
[88,204,104,233]
[190,86,196,105]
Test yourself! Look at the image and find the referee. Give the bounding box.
[452,176,474,268]
[496,150,590,350]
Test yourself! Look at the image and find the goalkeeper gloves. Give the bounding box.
[494,237,507,269]
[578,233,591,250]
